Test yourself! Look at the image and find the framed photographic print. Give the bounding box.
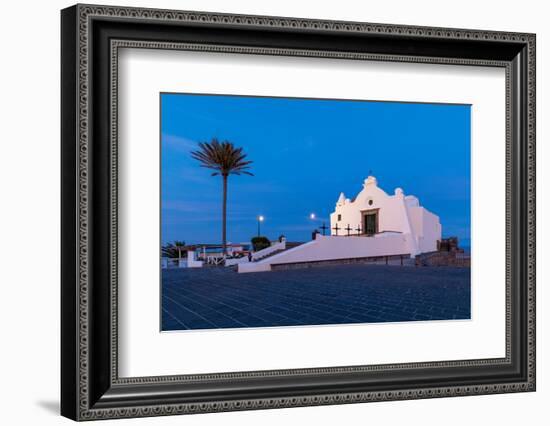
[61,4,536,421]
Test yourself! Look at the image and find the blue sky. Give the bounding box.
[161,93,471,246]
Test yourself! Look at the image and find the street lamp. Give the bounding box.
[309,213,319,240]
[309,213,327,235]
[257,215,264,237]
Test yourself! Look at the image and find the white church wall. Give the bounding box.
[379,196,412,235]
[408,207,441,253]
[404,195,420,208]
[408,208,422,233]
[420,209,442,253]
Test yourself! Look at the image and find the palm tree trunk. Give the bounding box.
[222,174,228,256]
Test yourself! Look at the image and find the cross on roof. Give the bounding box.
[320,222,328,236]
[345,224,352,236]
[332,223,340,236]
[355,224,362,236]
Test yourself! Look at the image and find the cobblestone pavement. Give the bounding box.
[162,264,471,331]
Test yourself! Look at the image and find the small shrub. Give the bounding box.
[251,236,270,252]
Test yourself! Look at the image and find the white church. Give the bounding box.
[329,175,441,254]
[238,175,442,273]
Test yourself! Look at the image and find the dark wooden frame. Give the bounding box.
[61,4,536,421]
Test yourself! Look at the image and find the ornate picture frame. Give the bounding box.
[61,4,535,421]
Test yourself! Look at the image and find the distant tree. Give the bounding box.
[251,236,270,252]
[162,241,186,259]
[191,138,253,255]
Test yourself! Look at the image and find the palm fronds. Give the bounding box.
[162,241,186,259]
[190,138,253,177]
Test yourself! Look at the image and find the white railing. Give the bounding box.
[204,256,224,266]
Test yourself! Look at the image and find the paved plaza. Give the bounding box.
[161,264,471,331]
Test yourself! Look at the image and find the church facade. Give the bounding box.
[330,176,441,256]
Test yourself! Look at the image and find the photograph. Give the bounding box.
[160,93,472,331]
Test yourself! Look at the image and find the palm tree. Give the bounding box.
[190,138,253,255]
[162,241,186,259]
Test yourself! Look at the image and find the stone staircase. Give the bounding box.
[253,248,286,262]
[253,242,304,262]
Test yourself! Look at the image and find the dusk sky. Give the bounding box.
[161,93,471,247]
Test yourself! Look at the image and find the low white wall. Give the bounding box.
[271,234,410,264]
[186,250,203,268]
[238,262,272,273]
[238,234,410,273]
[225,257,249,267]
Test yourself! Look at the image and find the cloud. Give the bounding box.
[173,167,217,185]
[162,200,254,218]
[275,224,319,232]
[162,134,198,153]
[162,200,219,213]
[231,180,285,193]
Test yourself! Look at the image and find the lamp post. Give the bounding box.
[309,213,318,240]
[257,215,264,237]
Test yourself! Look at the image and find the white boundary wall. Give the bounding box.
[238,234,411,273]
